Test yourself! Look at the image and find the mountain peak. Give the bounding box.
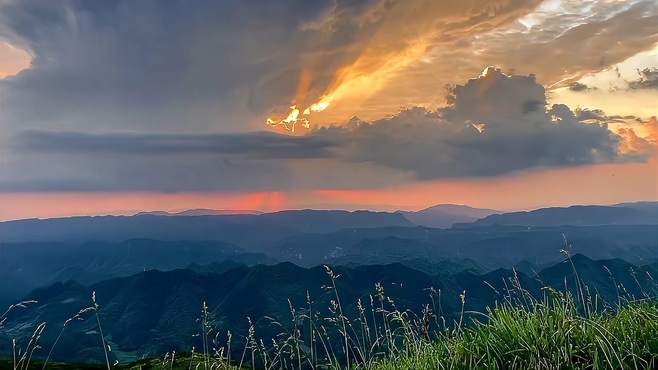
[401,204,499,228]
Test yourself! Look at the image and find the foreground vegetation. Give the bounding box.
[373,298,658,369]
[3,298,657,369]
[3,255,658,369]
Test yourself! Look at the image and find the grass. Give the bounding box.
[2,256,658,369]
[3,297,657,369]
[371,297,658,369]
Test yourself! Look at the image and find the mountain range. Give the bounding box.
[2,255,655,364]
[0,239,273,308]
[1,202,656,308]
[466,202,658,227]
[0,201,656,364]
[0,209,413,244]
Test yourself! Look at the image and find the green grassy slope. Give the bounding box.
[4,298,656,369]
[372,299,658,370]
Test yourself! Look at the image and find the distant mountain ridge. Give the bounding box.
[400,204,499,228]
[3,202,656,239]
[0,202,655,304]
[136,208,263,216]
[0,209,413,244]
[613,200,658,211]
[464,203,658,227]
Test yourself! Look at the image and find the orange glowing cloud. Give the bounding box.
[264,1,543,129]
[265,68,332,132]
[0,41,31,78]
[614,116,658,157]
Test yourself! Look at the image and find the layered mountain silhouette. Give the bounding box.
[267,224,657,268]
[0,239,273,308]
[1,203,655,246]
[400,204,499,228]
[0,210,413,244]
[1,204,656,306]
[7,222,655,308]
[465,203,658,227]
[2,255,655,364]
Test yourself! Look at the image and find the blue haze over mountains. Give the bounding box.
[0,201,656,362]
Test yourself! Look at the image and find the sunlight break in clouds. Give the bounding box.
[8,67,655,195]
[262,0,543,128]
[0,0,656,218]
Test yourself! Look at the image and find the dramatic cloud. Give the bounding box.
[0,0,541,137]
[3,68,652,192]
[18,131,335,159]
[312,68,637,179]
[1,0,656,130]
[617,116,658,157]
[476,0,658,87]
[0,1,655,195]
[361,0,658,119]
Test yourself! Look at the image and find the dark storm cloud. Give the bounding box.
[7,130,338,192]
[0,0,542,135]
[310,68,636,179]
[0,155,297,192]
[18,130,335,159]
[0,0,336,133]
[0,68,646,191]
[0,1,651,193]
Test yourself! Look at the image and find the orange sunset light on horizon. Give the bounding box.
[0,157,655,221]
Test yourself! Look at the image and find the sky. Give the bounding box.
[0,0,656,220]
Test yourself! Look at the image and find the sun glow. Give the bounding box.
[265,32,431,132]
[265,98,331,132]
